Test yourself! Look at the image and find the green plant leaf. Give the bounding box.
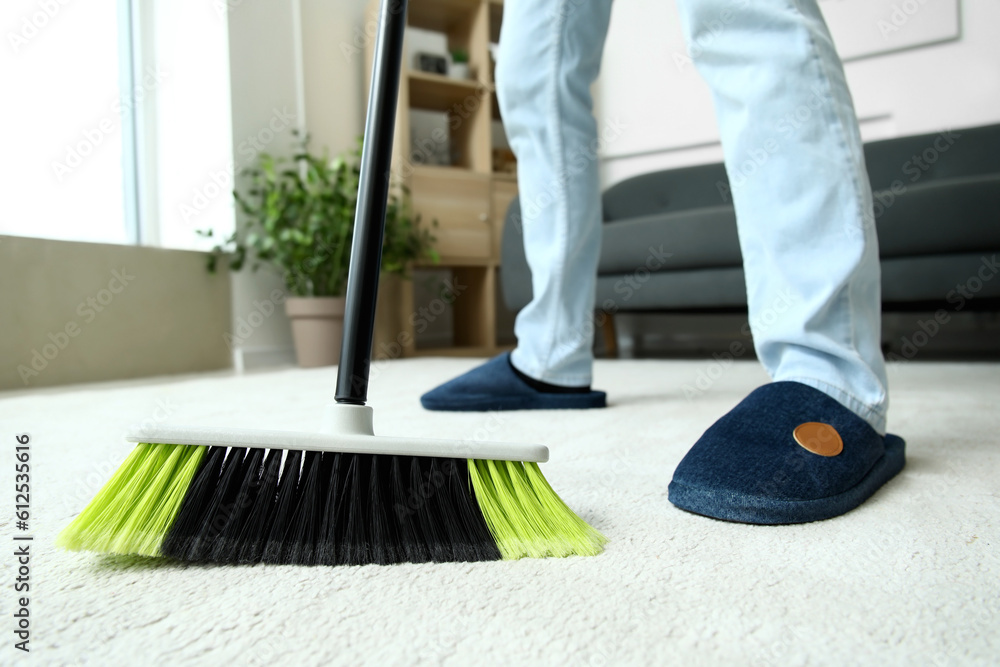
[198,134,434,296]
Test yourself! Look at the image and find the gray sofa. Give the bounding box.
[501,124,1000,320]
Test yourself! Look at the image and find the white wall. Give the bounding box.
[597,0,1000,186]
[299,0,369,160]
[225,0,368,369]
[225,0,300,369]
[150,0,235,251]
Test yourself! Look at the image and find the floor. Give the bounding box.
[1,359,997,665]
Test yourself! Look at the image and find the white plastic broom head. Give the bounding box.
[125,403,549,463]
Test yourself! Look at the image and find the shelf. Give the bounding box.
[411,164,511,184]
[369,0,513,357]
[409,0,482,33]
[410,164,475,178]
[409,70,488,112]
[415,257,495,268]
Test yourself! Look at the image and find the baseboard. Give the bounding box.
[233,346,297,372]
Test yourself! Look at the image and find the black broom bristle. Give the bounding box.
[412,456,450,563]
[427,458,464,562]
[338,454,370,565]
[367,454,399,565]
[390,455,430,564]
[446,459,502,562]
[210,447,266,563]
[234,449,282,564]
[262,450,303,564]
[283,451,324,565]
[162,448,504,567]
[315,452,343,566]
[187,447,249,561]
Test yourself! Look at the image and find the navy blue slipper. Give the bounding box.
[420,353,607,411]
[668,381,905,524]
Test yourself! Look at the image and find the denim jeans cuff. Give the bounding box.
[781,376,887,435]
[509,350,593,388]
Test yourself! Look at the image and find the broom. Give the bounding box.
[56,0,606,566]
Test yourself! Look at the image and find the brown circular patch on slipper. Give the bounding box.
[793,422,843,457]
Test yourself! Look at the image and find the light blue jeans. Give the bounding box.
[498,0,889,434]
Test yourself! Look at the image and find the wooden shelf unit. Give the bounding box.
[368,0,518,359]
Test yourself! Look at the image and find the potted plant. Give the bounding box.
[201,135,436,368]
[449,48,470,80]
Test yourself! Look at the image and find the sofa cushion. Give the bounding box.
[599,206,742,274]
[600,125,1000,223]
[864,125,1000,191]
[595,266,748,312]
[602,162,731,221]
[590,252,1000,312]
[875,175,1000,258]
[880,252,1000,303]
[600,174,1000,270]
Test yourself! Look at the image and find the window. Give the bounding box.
[3,1,127,244]
[1,0,234,250]
[147,0,234,251]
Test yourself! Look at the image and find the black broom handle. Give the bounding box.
[335,0,408,405]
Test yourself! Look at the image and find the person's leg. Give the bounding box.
[421,0,613,411]
[681,0,887,430]
[501,0,613,388]
[668,0,904,523]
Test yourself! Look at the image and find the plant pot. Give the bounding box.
[285,297,346,368]
[448,62,469,80]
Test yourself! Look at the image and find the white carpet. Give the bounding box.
[1,359,997,665]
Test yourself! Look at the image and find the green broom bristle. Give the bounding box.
[57,443,206,557]
[468,459,607,560]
